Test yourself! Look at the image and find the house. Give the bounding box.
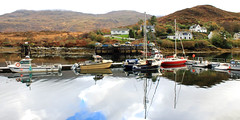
[189,24,207,33]
[167,31,193,40]
[234,32,240,40]
[140,25,155,33]
[111,28,129,35]
[208,31,213,39]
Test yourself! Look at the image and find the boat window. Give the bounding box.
[20,61,30,64]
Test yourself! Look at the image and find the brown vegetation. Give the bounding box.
[0,10,148,32]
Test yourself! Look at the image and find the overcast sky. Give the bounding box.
[0,0,239,16]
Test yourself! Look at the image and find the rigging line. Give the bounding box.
[180,36,186,57]
[147,78,153,97]
[176,70,186,106]
[147,76,161,116]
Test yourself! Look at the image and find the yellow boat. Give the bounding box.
[80,61,112,69]
[72,55,112,70]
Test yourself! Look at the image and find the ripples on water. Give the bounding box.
[1,67,240,120]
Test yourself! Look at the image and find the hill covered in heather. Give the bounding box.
[0,10,149,32]
[157,5,240,33]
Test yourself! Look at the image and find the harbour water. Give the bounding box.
[1,53,240,120]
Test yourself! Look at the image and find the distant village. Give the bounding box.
[110,24,240,41]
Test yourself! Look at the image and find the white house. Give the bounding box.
[111,28,129,35]
[234,32,240,40]
[140,25,155,33]
[189,24,207,33]
[167,31,193,40]
[208,31,213,39]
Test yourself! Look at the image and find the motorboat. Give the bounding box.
[214,63,230,70]
[192,57,209,68]
[132,59,159,71]
[229,60,240,71]
[72,55,112,70]
[123,59,139,70]
[7,56,62,73]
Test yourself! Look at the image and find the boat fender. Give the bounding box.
[58,64,62,71]
[71,63,79,70]
[15,62,21,67]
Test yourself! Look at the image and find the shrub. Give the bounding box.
[160,40,174,48]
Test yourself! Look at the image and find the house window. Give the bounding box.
[122,31,125,33]
[185,37,187,39]
[189,37,191,39]
[183,33,188,35]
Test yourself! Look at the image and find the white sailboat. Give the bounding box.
[133,12,160,71]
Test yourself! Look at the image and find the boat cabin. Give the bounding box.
[20,56,32,65]
[93,55,103,63]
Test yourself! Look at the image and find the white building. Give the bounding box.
[208,31,214,39]
[234,32,240,40]
[167,31,193,40]
[140,25,155,33]
[189,24,207,33]
[111,28,129,35]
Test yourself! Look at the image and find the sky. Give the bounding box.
[0,0,239,16]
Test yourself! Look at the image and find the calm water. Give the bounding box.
[1,53,240,120]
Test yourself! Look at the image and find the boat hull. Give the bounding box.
[80,62,112,70]
[10,67,59,73]
[161,59,187,66]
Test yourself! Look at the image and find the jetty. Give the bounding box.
[95,45,149,55]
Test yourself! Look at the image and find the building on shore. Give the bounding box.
[234,32,240,40]
[189,24,207,33]
[111,28,129,35]
[167,31,193,40]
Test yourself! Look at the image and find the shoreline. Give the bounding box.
[1,47,240,54]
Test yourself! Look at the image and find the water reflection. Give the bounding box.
[163,66,230,88]
[135,70,162,119]
[6,72,62,89]
[1,65,240,120]
[73,69,112,84]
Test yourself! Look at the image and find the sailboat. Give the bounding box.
[132,12,160,71]
[161,19,187,66]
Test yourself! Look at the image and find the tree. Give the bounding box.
[138,19,144,25]
[211,32,232,49]
[155,25,167,37]
[165,25,174,34]
[208,22,220,31]
[149,16,157,25]
[129,29,136,38]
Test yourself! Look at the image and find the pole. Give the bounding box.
[175,19,177,56]
[144,12,147,59]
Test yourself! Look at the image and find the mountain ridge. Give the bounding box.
[157,5,240,24]
[0,10,149,32]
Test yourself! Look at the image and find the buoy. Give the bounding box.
[15,62,21,67]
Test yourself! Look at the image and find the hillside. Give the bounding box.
[0,10,149,32]
[157,5,240,24]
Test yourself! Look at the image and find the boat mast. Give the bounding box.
[174,19,177,56]
[144,12,147,59]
